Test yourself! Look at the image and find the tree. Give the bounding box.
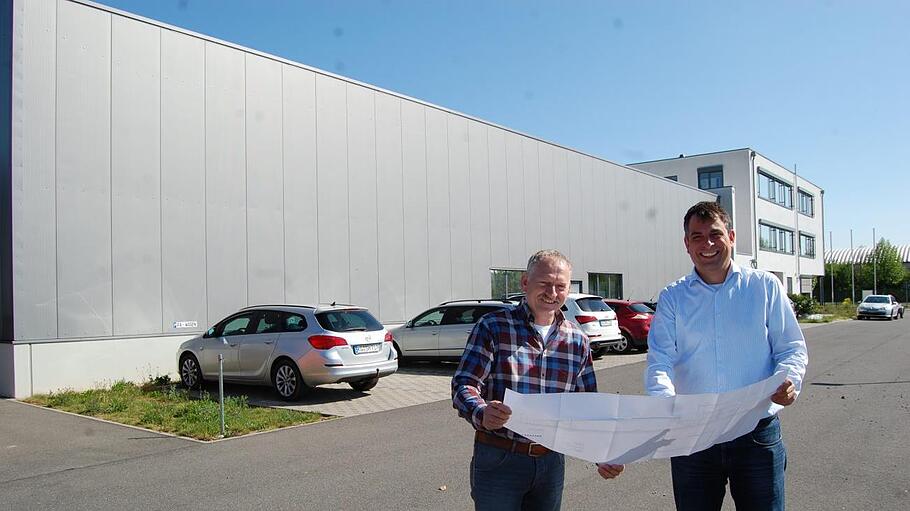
[860,239,907,291]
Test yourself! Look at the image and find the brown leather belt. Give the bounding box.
[475,430,551,457]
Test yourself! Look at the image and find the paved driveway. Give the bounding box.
[238,352,649,417]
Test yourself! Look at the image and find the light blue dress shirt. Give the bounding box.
[645,262,808,416]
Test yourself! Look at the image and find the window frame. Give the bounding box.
[756,170,793,209]
[758,221,795,255]
[797,189,815,217]
[697,165,724,190]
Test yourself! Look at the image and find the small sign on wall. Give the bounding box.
[173,321,198,329]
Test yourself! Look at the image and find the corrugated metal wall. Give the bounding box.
[10,0,714,341]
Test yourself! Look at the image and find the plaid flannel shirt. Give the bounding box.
[451,301,597,442]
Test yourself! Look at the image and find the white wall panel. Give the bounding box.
[579,156,595,273]
[447,115,472,299]
[592,162,609,272]
[111,16,161,335]
[537,143,556,250]
[282,66,319,305]
[504,133,525,267]
[400,101,429,317]
[205,42,247,322]
[522,138,541,255]
[615,167,633,283]
[346,84,379,313]
[245,54,284,305]
[12,0,57,339]
[601,163,621,272]
[56,2,112,337]
[315,75,350,303]
[467,121,491,296]
[426,108,452,305]
[161,30,206,332]
[565,152,582,267]
[375,94,405,321]
[552,149,570,256]
[487,128,509,268]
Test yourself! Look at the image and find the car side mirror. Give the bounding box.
[406,321,413,328]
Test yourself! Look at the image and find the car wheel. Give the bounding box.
[614,334,633,354]
[393,342,407,366]
[272,359,310,401]
[179,353,203,389]
[592,347,607,359]
[349,376,379,392]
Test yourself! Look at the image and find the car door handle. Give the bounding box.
[228,343,238,347]
[263,341,273,345]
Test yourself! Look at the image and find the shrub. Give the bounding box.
[788,294,819,317]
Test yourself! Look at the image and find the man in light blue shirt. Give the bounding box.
[646,201,808,511]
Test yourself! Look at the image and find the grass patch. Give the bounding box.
[23,377,323,440]
[799,301,857,323]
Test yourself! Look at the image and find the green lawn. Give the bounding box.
[24,379,324,440]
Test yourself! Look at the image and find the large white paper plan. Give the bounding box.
[503,372,787,464]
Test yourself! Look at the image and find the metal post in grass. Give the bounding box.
[218,353,225,438]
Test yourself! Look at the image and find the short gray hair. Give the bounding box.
[526,249,572,273]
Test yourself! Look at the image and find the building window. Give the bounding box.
[759,222,794,254]
[665,175,678,182]
[756,171,793,208]
[798,190,814,217]
[799,233,816,258]
[490,269,523,299]
[588,273,623,299]
[697,166,723,190]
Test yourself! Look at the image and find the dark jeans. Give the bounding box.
[470,441,565,511]
[671,415,787,511]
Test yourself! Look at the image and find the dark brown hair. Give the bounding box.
[683,201,732,234]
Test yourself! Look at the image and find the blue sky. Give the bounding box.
[94,0,909,250]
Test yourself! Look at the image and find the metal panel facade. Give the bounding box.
[281,65,319,306]
[346,84,379,313]
[245,54,285,306]
[204,42,247,324]
[10,0,715,347]
[375,94,405,321]
[161,30,206,333]
[467,121,491,296]
[400,101,430,318]
[11,0,56,340]
[111,15,161,335]
[315,74,349,303]
[56,1,112,338]
[447,116,472,300]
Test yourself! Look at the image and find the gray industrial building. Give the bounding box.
[0,0,714,398]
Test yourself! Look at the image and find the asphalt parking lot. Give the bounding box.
[238,352,649,417]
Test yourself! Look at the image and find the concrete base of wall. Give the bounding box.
[0,334,195,398]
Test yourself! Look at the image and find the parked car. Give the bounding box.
[560,293,624,356]
[177,304,397,400]
[856,295,904,320]
[390,300,517,361]
[603,299,654,353]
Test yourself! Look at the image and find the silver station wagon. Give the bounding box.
[177,304,398,400]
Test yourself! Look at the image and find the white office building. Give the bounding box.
[630,149,825,295]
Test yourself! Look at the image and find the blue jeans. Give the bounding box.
[470,441,565,511]
[671,415,787,511]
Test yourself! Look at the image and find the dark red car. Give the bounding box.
[603,299,654,354]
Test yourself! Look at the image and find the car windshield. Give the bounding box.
[576,298,612,312]
[863,296,889,304]
[629,303,654,314]
[316,310,384,332]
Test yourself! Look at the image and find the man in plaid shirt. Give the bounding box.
[452,250,623,511]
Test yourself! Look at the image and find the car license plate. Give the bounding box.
[353,343,381,355]
[599,319,611,327]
